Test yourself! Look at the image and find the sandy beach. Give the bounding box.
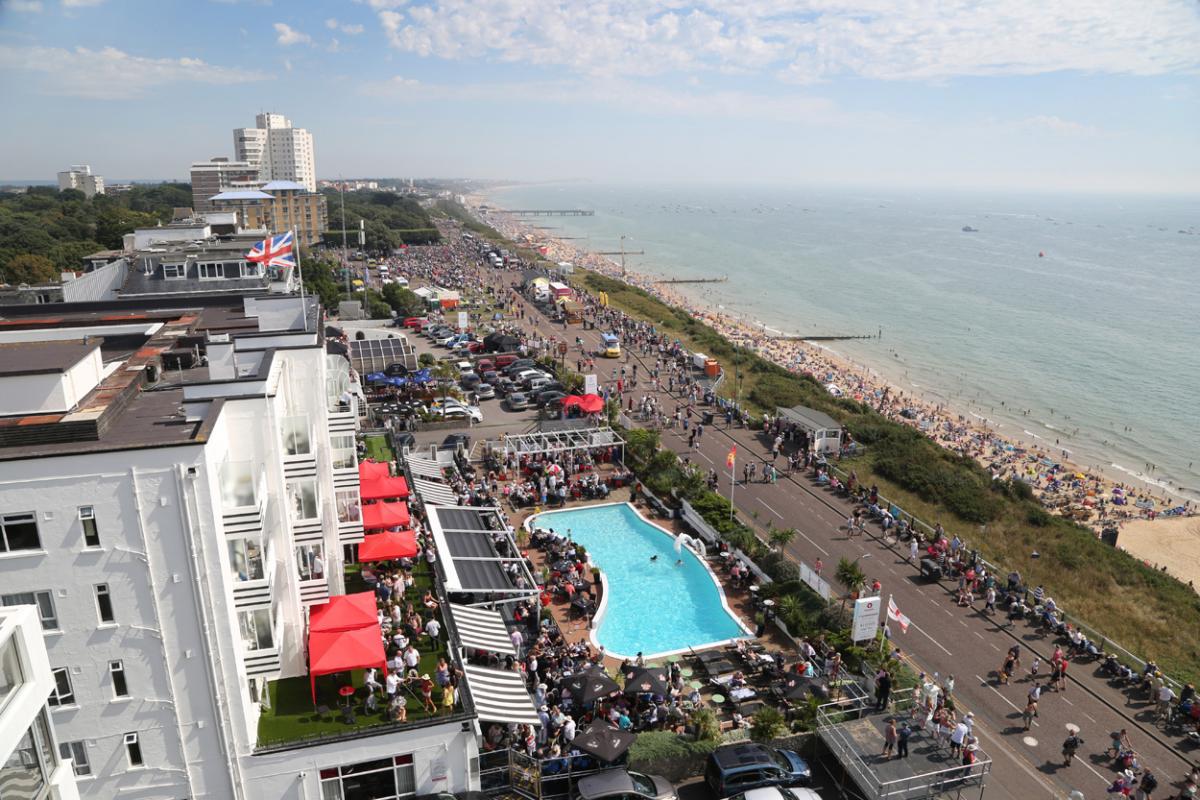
[1117,516,1200,588]
[467,197,1198,580]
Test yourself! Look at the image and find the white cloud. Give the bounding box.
[62,0,105,6]
[8,0,43,11]
[1018,115,1100,136]
[0,44,270,99]
[375,1,1200,82]
[326,17,365,34]
[357,0,408,8]
[274,22,311,46]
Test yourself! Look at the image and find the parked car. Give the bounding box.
[456,360,475,375]
[475,383,496,400]
[465,341,483,354]
[720,787,823,800]
[476,359,495,373]
[461,373,482,390]
[574,769,676,800]
[511,368,545,386]
[704,744,811,798]
[481,370,499,385]
[526,375,552,393]
[430,402,483,423]
[425,325,451,339]
[502,358,536,376]
[494,354,519,369]
[505,392,531,411]
[441,433,471,451]
[535,389,567,408]
[402,317,428,330]
[434,332,458,346]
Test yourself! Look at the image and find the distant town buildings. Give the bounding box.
[318,179,380,192]
[210,181,328,247]
[190,157,261,214]
[56,165,104,198]
[233,113,316,192]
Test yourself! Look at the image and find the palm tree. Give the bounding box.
[835,557,867,613]
[769,527,797,551]
[431,360,457,406]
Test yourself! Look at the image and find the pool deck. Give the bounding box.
[517,492,795,673]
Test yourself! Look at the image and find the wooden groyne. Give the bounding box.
[773,329,881,342]
[654,276,728,285]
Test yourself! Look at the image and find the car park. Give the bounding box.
[456,360,475,375]
[493,377,516,396]
[475,383,495,400]
[510,368,544,386]
[476,359,495,373]
[502,358,536,375]
[574,769,676,800]
[494,354,518,369]
[430,402,483,423]
[505,392,530,411]
[434,332,458,346]
[535,389,567,408]
[461,373,482,390]
[704,743,811,797]
[481,370,499,385]
[526,375,552,393]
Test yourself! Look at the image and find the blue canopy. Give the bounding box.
[386,376,408,387]
[366,372,388,383]
[411,369,433,383]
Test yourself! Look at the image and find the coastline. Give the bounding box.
[467,196,1195,533]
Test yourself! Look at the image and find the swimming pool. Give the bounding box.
[529,503,750,659]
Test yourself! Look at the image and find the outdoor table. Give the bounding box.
[689,680,704,689]
[711,693,726,705]
[339,685,356,708]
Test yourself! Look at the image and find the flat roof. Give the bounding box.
[778,405,842,431]
[0,339,97,376]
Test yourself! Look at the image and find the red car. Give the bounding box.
[403,317,428,330]
[476,359,495,373]
[494,354,517,368]
[465,341,483,353]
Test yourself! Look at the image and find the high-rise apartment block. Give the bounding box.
[190,157,261,214]
[56,165,105,198]
[234,113,316,193]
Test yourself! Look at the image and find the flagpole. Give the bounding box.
[292,228,309,332]
[882,594,892,653]
[729,453,736,521]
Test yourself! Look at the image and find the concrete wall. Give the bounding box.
[62,260,127,304]
[0,348,102,417]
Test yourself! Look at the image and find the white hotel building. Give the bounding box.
[0,296,479,799]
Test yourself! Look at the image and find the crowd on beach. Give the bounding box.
[470,204,1193,535]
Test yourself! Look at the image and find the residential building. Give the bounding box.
[211,181,328,247]
[0,605,82,800]
[0,296,480,799]
[119,231,297,298]
[191,157,261,214]
[234,113,316,193]
[56,166,104,198]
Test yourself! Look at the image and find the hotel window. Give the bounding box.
[1,591,57,631]
[124,733,143,768]
[288,478,319,521]
[109,660,129,698]
[47,667,75,707]
[6,726,46,797]
[0,512,41,553]
[227,536,265,582]
[59,741,91,777]
[331,434,356,469]
[240,261,262,279]
[281,415,312,456]
[318,754,415,800]
[95,583,115,624]
[162,263,185,280]
[296,544,325,581]
[0,636,23,709]
[198,262,225,280]
[238,608,274,651]
[79,506,100,548]
[335,489,360,524]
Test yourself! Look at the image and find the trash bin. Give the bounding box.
[702,411,715,425]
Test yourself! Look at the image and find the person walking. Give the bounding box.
[1061,731,1083,766]
[1023,697,1038,730]
[897,722,911,759]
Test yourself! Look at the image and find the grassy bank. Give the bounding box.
[580,269,1200,682]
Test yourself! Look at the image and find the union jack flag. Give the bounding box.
[246,231,296,269]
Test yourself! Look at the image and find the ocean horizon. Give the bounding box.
[485,182,1200,504]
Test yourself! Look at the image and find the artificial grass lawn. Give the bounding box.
[257,560,452,747]
[363,433,395,464]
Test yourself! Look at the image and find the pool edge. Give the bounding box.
[526,501,754,662]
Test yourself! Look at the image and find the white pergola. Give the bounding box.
[502,426,625,457]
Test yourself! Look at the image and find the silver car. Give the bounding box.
[575,769,676,800]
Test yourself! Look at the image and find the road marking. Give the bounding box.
[974,632,986,640]
[989,643,1002,652]
[974,674,1028,717]
[1071,752,1115,787]
[1061,697,1074,706]
[694,449,714,464]
[911,622,952,656]
[756,498,784,519]
[1082,712,1096,723]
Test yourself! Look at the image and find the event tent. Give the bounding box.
[361,501,411,530]
[563,394,604,414]
[360,475,410,501]
[359,460,392,482]
[308,624,387,702]
[309,592,378,633]
[357,530,419,562]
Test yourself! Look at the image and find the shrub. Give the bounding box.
[418,353,436,367]
[627,732,718,782]
[750,706,787,743]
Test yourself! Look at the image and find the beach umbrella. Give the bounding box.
[782,676,810,701]
[621,665,670,696]
[571,722,636,763]
[563,666,619,705]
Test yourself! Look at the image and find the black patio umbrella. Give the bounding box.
[563,667,619,705]
[621,665,670,696]
[781,675,809,701]
[571,722,636,763]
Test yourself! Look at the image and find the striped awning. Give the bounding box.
[406,456,448,480]
[413,477,457,506]
[448,604,516,656]
[462,664,540,726]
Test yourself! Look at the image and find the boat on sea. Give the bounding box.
[962,225,979,233]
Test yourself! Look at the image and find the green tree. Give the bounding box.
[749,706,787,743]
[361,290,392,320]
[432,359,458,405]
[835,557,867,613]
[769,527,798,551]
[381,284,425,316]
[3,254,58,284]
[690,707,721,741]
[418,353,437,368]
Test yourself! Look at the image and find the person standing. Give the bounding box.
[897,722,911,759]
[875,669,893,710]
[1023,698,1038,730]
[883,718,897,758]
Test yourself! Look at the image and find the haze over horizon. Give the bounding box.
[2,0,1198,194]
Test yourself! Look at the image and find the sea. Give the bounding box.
[485,183,1200,503]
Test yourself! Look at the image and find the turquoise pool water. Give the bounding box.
[530,503,748,658]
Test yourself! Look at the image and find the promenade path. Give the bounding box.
[470,264,1200,800]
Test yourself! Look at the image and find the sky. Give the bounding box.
[0,0,1198,193]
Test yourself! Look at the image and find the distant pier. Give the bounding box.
[507,209,595,217]
[773,329,881,342]
[654,276,728,285]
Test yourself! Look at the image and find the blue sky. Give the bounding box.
[1,0,1198,192]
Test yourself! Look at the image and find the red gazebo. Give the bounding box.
[362,500,411,530]
[359,460,392,482]
[308,624,387,702]
[309,591,378,633]
[358,530,419,562]
[360,475,410,501]
[563,393,604,414]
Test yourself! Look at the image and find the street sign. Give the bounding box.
[584,374,598,395]
[457,311,468,331]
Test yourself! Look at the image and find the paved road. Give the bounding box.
[405,257,1197,800]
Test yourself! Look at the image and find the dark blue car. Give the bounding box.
[704,743,811,797]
